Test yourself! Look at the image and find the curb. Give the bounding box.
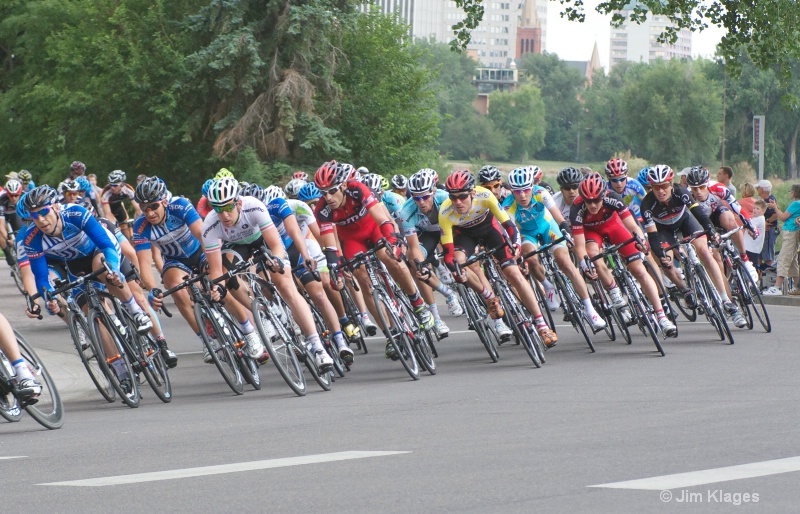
[36,348,102,402]
[760,295,800,307]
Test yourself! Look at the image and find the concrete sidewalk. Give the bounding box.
[36,348,102,402]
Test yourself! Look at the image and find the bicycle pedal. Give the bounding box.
[234,340,245,349]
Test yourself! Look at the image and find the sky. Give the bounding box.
[545,0,726,69]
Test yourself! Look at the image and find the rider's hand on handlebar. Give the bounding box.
[45,299,61,316]
[148,290,164,310]
[106,270,125,288]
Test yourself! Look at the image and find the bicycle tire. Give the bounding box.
[251,297,306,396]
[398,299,436,375]
[312,305,346,377]
[68,310,115,402]
[554,271,595,352]
[11,266,25,295]
[531,276,556,337]
[730,267,754,330]
[194,304,244,395]
[695,270,726,341]
[621,272,665,356]
[739,265,772,332]
[496,282,542,367]
[644,259,677,323]
[88,311,140,407]
[16,334,64,429]
[0,352,22,422]
[373,290,419,380]
[341,287,368,354]
[696,264,734,345]
[297,338,333,392]
[137,332,173,403]
[671,260,698,322]
[460,284,499,362]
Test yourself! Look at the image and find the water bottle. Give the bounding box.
[111,314,127,336]
[213,310,231,337]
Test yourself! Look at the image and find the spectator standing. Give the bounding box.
[717,166,737,198]
[763,184,800,295]
[745,199,766,277]
[739,182,756,217]
[756,180,779,267]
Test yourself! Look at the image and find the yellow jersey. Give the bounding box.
[438,186,511,246]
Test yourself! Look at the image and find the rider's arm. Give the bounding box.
[136,248,158,290]
[438,202,457,270]
[81,211,122,273]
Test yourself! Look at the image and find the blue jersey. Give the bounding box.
[608,178,645,220]
[382,191,405,218]
[25,180,36,191]
[397,188,449,237]
[22,204,121,292]
[501,186,556,233]
[266,197,296,249]
[132,197,202,259]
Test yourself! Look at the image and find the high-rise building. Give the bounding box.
[609,10,692,69]
[516,0,542,59]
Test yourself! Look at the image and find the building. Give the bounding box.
[472,65,519,114]
[609,9,692,69]
[564,42,602,85]
[516,0,542,59]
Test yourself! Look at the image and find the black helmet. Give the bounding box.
[134,176,168,203]
[24,185,59,211]
[686,166,710,186]
[557,167,583,187]
[478,165,502,184]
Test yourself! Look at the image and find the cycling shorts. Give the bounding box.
[162,246,206,276]
[520,216,565,251]
[454,215,515,268]
[582,217,641,262]
[417,231,441,265]
[656,210,705,249]
[287,238,328,285]
[340,219,384,261]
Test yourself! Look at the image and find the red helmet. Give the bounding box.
[314,160,341,189]
[579,173,607,201]
[70,161,86,175]
[604,158,628,178]
[445,169,475,193]
[292,171,308,181]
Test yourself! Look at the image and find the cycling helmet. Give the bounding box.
[17,170,32,183]
[647,164,674,185]
[60,179,80,193]
[262,185,286,204]
[530,165,543,182]
[637,168,651,187]
[686,166,710,186]
[206,177,240,206]
[390,174,408,190]
[201,179,215,197]
[108,170,126,184]
[4,179,23,195]
[239,181,251,191]
[445,169,475,193]
[16,193,30,220]
[338,162,358,182]
[408,168,438,194]
[75,176,91,192]
[579,173,607,201]
[508,167,534,191]
[297,183,321,202]
[314,160,342,189]
[361,174,384,194]
[284,178,306,198]
[23,185,59,211]
[215,168,234,179]
[134,176,168,203]
[240,182,262,198]
[70,161,86,175]
[357,166,369,176]
[556,166,583,187]
[292,171,308,182]
[604,158,628,178]
[477,165,502,184]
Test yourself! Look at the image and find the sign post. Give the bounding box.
[753,115,765,181]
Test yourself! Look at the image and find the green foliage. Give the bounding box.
[440,110,510,161]
[487,84,546,161]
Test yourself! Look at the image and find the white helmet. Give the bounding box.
[284,178,306,198]
[207,177,240,206]
[408,168,438,194]
[4,179,23,195]
[262,185,286,204]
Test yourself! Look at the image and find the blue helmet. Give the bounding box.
[297,182,321,201]
[637,168,651,187]
[508,166,534,191]
[16,192,30,220]
[201,179,215,198]
[75,176,92,192]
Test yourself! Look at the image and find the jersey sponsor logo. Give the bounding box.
[24,226,40,245]
[202,220,220,238]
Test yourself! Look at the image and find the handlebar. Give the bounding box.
[663,230,707,253]
[522,236,567,260]
[589,236,639,263]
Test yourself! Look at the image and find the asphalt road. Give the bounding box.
[1,263,798,513]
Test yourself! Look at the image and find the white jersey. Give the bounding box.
[201,196,274,252]
[552,192,573,221]
[288,198,316,238]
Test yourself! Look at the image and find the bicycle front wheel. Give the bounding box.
[137,333,173,403]
[622,273,665,356]
[88,311,140,407]
[251,297,306,396]
[461,285,499,362]
[496,283,542,367]
[194,303,244,395]
[68,311,115,402]
[16,334,64,429]
[373,291,419,380]
[739,266,771,332]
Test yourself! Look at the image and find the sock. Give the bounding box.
[720,292,730,303]
[655,308,666,321]
[433,282,453,296]
[582,298,593,310]
[361,312,370,322]
[122,295,144,315]
[494,318,506,328]
[12,359,33,381]
[534,314,547,330]
[307,333,324,353]
[238,318,254,335]
[428,303,441,322]
[333,331,347,349]
[409,290,424,309]
[481,287,495,300]
[339,316,351,326]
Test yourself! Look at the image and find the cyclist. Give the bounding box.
[530,165,555,195]
[292,171,309,182]
[215,168,234,180]
[604,159,646,225]
[58,179,93,210]
[0,179,25,265]
[477,165,510,202]
[362,174,404,221]
[202,178,333,370]
[686,166,759,283]
[196,179,215,219]
[390,174,409,198]
[570,173,677,337]
[503,167,606,330]
[101,170,139,240]
[284,178,307,200]
[0,312,42,400]
[440,170,559,347]
[313,161,434,360]
[257,184,355,366]
[552,167,583,221]
[18,170,35,191]
[637,168,652,193]
[67,161,101,213]
[640,165,747,328]
[298,182,322,209]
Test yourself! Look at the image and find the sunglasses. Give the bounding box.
[109,183,121,187]
[449,192,471,201]
[487,183,502,190]
[583,198,603,205]
[609,177,627,183]
[212,202,237,213]
[652,183,672,191]
[32,206,53,219]
[512,187,532,194]
[143,202,163,212]
[320,186,340,197]
[412,193,433,202]
[689,185,707,191]
[561,184,578,191]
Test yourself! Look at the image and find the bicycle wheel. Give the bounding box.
[373,290,419,380]
[730,268,754,330]
[697,264,734,345]
[297,338,332,392]
[88,311,140,407]
[193,303,244,395]
[0,353,22,422]
[16,334,64,429]
[622,273,665,356]
[459,285,499,362]
[644,259,677,323]
[313,306,346,378]
[531,276,556,337]
[68,310,115,402]
[739,265,771,332]
[496,282,542,367]
[555,272,595,352]
[136,332,173,403]
[11,266,25,295]
[342,288,368,353]
[398,299,436,375]
[251,297,306,396]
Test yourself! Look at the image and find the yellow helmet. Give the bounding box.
[215,168,234,179]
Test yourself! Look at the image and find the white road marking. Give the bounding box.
[589,456,800,490]
[0,456,27,460]
[40,451,410,487]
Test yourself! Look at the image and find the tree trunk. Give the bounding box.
[791,119,800,179]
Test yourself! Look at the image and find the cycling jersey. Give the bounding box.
[640,185,713,232]
[314,180,383,259]
[439,186,512,246]
[201,196,274,252]
[608,178,645,220]
[502,186,563,248]
[22,204,121,292]
[265,196,313,248]
[570,192,639,260]
[381,190,405,219]
[101,183,136,221]
[397,188,449,237]
[705,181,748,220]
[551,191,574,221]
[537,181,556,196]
[132,197,202,259]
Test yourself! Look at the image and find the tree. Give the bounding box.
[618,59,721,165]
[581,65,630,161]
[520,52,585,161]
[439,110,510,161]
[487,84,545,161]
